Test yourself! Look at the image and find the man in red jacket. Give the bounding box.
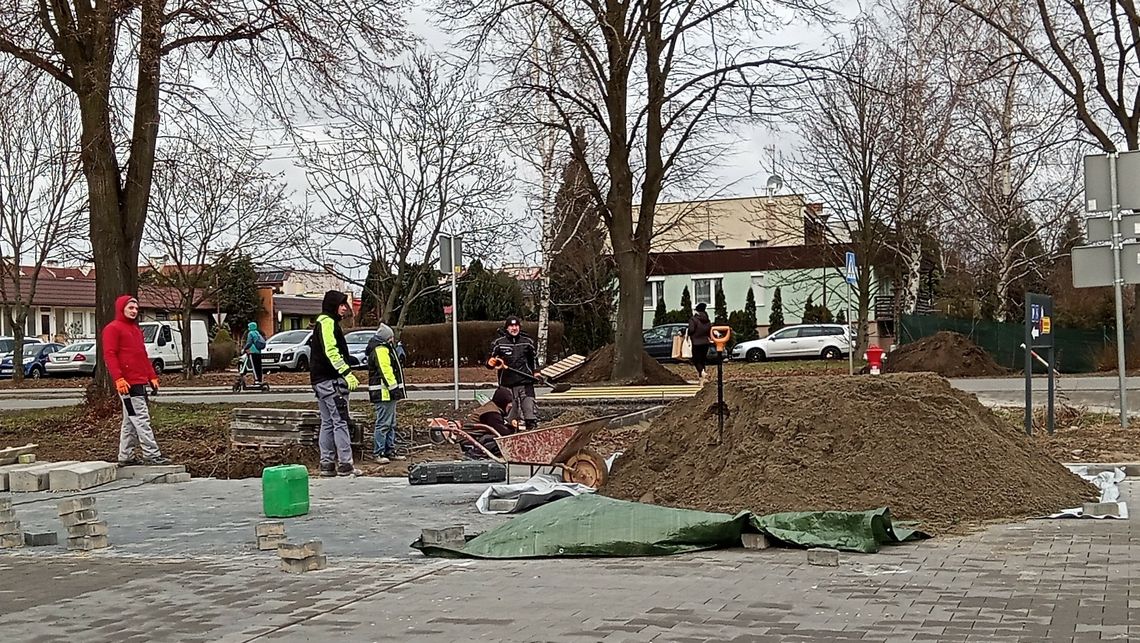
[102,294,170,466]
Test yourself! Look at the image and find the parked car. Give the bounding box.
[46,341,98,376]
[731,324,852,362]
[345,330,373,369]
[261,330,312,372]
[0,342,64,378]
[642,323,716,362]
[0,337,45,360]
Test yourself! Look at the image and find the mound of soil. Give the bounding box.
[883,331,1009,378]
[565,344,688,386]
[603,373,1093,534]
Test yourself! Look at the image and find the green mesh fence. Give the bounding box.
[898,314,1113,374]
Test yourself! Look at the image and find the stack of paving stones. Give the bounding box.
[231,408,364,447]
[58,497,109,551]
[0,496,21,548]
[278,540,327,574]
[255,521,287,550]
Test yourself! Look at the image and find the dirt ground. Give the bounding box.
[602,373,1095,534]
[883,331,1010,378]
[990,406,1140,463]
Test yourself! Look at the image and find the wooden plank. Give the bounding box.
[543,354,587,381]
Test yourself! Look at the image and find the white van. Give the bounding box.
[139,320,210,374]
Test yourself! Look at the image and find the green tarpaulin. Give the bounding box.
[413,495,928,559]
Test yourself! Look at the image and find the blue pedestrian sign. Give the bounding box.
[845,251,857,285]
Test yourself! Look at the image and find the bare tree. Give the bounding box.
[950,0,1139,152]
[784,23,895,351]
[294,53,517,332]
[442,0,830,380]
[141,130,290,377]
[0,0,408,395]
[0,61,85,381]
[933,13,1083,322]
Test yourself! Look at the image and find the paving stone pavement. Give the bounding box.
[0,480,1136,642]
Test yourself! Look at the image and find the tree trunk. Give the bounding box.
[611,246,647,381]
[182,301,194,379]
[10,313,25,383]
[902,244,923,315]
[536,270,551,365]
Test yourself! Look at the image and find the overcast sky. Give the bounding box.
[255,1,863,280]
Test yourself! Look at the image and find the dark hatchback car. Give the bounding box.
[642,323,717,362]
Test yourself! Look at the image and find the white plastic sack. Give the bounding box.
[1047,466,1129,519]
[476,474,595,515]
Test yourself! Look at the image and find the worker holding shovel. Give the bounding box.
[488,316,541,431]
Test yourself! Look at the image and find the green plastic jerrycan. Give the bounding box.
[262,464,310,518]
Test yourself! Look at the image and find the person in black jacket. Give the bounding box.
[461,386,514,459]
[308,290,360,477]
[487,316,540,431]
[365,323,406,464]
[688,302,713,384]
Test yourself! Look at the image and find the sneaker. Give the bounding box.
[143,456,171,465]
[384,453,406,462]
[366,454,391,465]
[319,463,336,477]
[117,457,142,467]
[336,463,362,477]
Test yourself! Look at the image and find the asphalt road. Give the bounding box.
[1,375,1138,411]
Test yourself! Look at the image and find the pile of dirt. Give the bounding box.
[603,373,1094,534]
[565,344,688,385]
[883,331,1009,378]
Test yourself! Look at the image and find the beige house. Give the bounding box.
[645,194,826,252]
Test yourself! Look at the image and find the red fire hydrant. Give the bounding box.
[865,345,885,375]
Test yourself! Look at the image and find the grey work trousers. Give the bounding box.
[313,378,354,466]
[118,391,162,461]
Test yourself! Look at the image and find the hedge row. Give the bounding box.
[396,321,565,367]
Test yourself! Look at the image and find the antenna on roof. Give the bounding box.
[765,174,783,199]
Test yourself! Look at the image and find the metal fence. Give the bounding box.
[898,314,1113,374]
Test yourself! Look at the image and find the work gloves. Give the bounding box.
[345,373,360,392]
[115,378,130,395]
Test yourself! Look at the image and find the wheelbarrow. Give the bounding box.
[426,415,619,487]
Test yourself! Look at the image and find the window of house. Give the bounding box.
[644,279,665,309]
[750,275,765,307]
[691,277,723,307]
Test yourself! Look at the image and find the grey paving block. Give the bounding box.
[0,532,23,548]
[49,462,118,491]
[257,535,286,551]
[255,521,286,537]
[279,555,327,574]
[807,548,839,566]
[59,509,100,528]
[67,521,108,538]
[421,526,464,548]
[66,535,109,551]
[278,540,323,560]
[57,496,97,515]
[1083,502,1123,517]
[8,461,79,492]
[161,472,192,483]
[0,519,21,535]
[115,464,187,480]
[0,463,44,491]
[23,531,58,547]
[742,533,771,550]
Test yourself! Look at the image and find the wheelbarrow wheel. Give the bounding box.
[562,447,607,488]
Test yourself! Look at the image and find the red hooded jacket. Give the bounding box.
[102,294,157,385]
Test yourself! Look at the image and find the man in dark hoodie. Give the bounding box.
[462,386,514,459]
[487,315,540,431]
[308,290,360,476]
[102,294,170,466]
[687,302,713,384]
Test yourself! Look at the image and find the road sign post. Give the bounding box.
[1024,293,1056,436]
[845,251,857,376]
[440,234,464,410]
[1075,151,1134,428]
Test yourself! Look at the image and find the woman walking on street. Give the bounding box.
[688,302,713,384]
